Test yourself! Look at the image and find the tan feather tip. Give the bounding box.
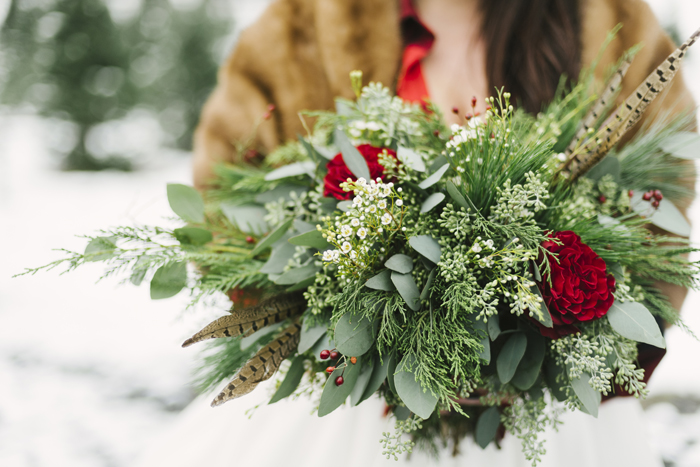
[210,396,226,407]
[181,338,195,348]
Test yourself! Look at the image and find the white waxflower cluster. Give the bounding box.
[445,117,485,150]
[320,177,406,281]
[489,172,550,224]
[348,119,382,140]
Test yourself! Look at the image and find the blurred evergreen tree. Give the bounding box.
[0,0,231,170]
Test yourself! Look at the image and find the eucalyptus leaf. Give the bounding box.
[334,128,370,180]
[334,313,375,356]
[318,356,362,417]
[511,333,546,390]
[173,227,212,246]
[384,254,414,273]
[394,405,412,421]
[530,260,542,282]
[264,161,316,181]
[299,135,326,164]
[84,236,117,262]
[337,201,353,212]
[259,233,296,274]
[408,235,442,264]
[571,373,601,418]
[475,407,501,449]
[358,354,390,405]
[631,192,691,237]
[269,356,305,404]
[529,285,553,328]
[487,315,501,341]
[545,360,569,402]
[274,264,320,285]
[150,261,187,300]
[609,263,624,282]
[397,146,426,172]
[251,219,294,256]
[391,271,421,311]
[288,230,330,250]
[220,204,269,235]
[298,324,327,354]
[255,185,308,204]
[473,320,491,364]
[420,192,446,213]
[387,353,398,394]
[660,131,700,159]
[496,332,527,383]
[293,219,315,234]
[394,355,438,419]
[350,361,374,406]
[420,268,437,301]
[418,163,449,189]
[607,301,666,348]
[365,269,396,291]
[166,184,204,223]
[446,180,471,211]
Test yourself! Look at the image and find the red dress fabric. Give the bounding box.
[396,0,666,396]
[396,0,432,104]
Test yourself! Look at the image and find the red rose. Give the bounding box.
[323,144,396,200]
[534,231,615,339]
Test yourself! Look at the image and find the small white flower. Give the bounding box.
[471,243,482,253]
[353,196,363,206]
[349,251,358,259]
[377,200,387,209]
[322,250,334,262]
[357,227,368,239]
[356,177,367,186]
[395,199,403,207]
[368,205,377,213]
[381,213,392,225]
[341,242,352,254]
[350,218,360,227]
[340,225,353,237]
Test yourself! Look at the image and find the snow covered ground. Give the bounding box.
[0,1,699,467]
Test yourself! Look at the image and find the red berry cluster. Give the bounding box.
[642,189,663,209]
[319,349,357,386]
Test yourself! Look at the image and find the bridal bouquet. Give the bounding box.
[25,29,700,463]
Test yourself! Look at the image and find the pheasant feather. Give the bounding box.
[181,292,306,348]
[564,54,634,156]
[210,319,301,406]
[561,27,699,182]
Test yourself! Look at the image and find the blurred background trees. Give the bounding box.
[0,0,232,170]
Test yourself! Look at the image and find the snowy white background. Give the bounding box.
[1,1,699,466]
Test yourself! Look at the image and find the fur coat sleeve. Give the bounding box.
[193,0,696,191]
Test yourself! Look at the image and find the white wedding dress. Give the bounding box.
[135,378,663,467]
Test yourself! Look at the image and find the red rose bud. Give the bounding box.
[319,350,330,360]
[485,105,492,112]
[350,357,357,365]
[653,190,663,200]
[325,366,336,374]
[535,231,615,338]
[335,376,344,386]
[323,144,397,200]
[628,190,634,198]
[246,236,255,244]
[329,350,340,360]
[465,113,473,120]
[433,130,440,137]
[598,195,607,203]
[452,106,459,114]
[642,192,653,201]
[651,199,660,209]
[471,96,477,107]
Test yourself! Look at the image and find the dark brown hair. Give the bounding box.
[480,0,582,113]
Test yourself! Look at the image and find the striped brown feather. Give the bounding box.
[561,27,699,182]
[210,320,301,407]
[181,292,306,348]
[564,55,634,156]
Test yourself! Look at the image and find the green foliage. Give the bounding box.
[0,0,230,169]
